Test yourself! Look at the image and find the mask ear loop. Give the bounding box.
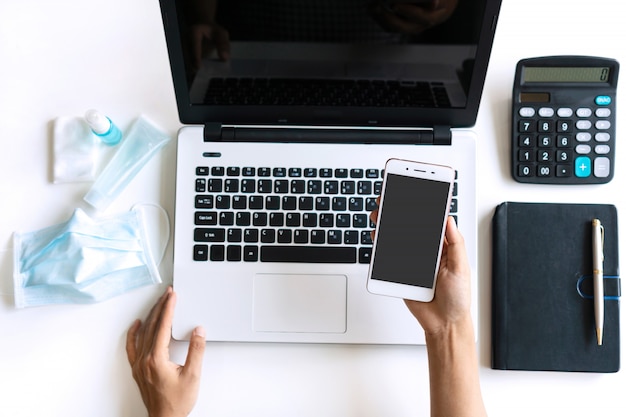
[131,203,171,265]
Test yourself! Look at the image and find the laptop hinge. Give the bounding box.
[204,123,448,145]
[433,125,452,145]
[203,123,224,141]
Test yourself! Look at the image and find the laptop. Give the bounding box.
[159,0,501,344]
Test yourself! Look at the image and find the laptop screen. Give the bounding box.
[160,0,501,128]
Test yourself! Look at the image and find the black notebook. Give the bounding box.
[492,202,620,372]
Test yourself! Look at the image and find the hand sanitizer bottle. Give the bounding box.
[84,109,122,145]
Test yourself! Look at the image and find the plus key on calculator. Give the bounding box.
[512,56,619,184]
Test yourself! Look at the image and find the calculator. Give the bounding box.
[512,56,619,184]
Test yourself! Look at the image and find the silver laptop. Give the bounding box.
[158,0,501,344]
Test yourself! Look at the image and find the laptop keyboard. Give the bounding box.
[204,78,451,108]
[192,166,458,264]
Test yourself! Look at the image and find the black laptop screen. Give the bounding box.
[160,0,501,127]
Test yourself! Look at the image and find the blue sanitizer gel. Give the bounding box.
[84,109,122,145]
[84,116,171,211]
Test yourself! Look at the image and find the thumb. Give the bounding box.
[183,326,206,379]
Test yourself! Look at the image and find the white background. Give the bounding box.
[1,0,625,415]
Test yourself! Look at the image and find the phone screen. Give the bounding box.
[370,173,450,288]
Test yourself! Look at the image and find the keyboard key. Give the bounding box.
[249,196,263,209]
[277,229,292,243]
[282,196,297,210]
[265,196,280,210]
[196,178,206,192]
[294,229,309,243]
[227,245,242,261]
[291,180,306,194]
[244,229,259,242]
[211,167,225,176]
[286,213,301,227]
[359,247,372,264]
[215,195,230,209]
[195,195,214,209]
[299,197,314,210]
[227,228,242,242]
[350,169,364,178]
[210,245,225,261]
[344,230,359,244]
[208,179,222,192]
[260,246,356,263]
[232,195,247,209]
[273,168,287,177]
[366,169,379,178]
[335,168,349,178]
[327,230,342,244]
[315,197,330,211]
[243,245,258,261]
[308,180,322,194]
[253,212,268,226]
[195,212,218,225]
[242,167,255,176]
[193,244,208,261]
[261,229,275,243]
[324,180,338,194]
[320,168,333,177]
[227,167,240,176]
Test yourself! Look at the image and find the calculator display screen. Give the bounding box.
[523,67,611,83]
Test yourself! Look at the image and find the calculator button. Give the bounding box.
[576,132,592,142]
[596,108,611,117]
[595,95,612,106]
[557,108,573,117]
[518,150,535,162]
[538,136,552,147]
[556,135,572,147]
[576,108,592,118]
[518,165,533,177]
[595,120,611,130]
[538,107,554,117]
[538,120,553,132]
[556,165,571,177]
[557,120,572,132]
[594,157,611,178]
[519,135,534,147]
[595,145,611,155]
[576,120,592,130]
[556,150,572,162]
[575,144,592,154]
[519,107,536,117]
[595,132,611,142]
[574,156,592,178]
[537,165,552,177]
[518,120,535,132]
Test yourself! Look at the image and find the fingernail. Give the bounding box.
[193,326,206,339]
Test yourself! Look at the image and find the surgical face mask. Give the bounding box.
[13,207,166,308]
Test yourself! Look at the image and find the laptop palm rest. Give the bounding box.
[253,274,347,334]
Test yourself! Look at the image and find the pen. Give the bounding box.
[591,218,604,346]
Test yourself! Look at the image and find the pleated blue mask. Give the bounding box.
[13,208,163,308]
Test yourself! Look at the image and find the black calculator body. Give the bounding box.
[512,56,619,184]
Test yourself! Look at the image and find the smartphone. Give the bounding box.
[366,159,454,302]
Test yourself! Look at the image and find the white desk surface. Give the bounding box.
[1,0,625,415]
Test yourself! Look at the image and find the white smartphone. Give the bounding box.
[366,158,455,302]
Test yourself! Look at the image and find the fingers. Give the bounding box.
[126,319,142,366]
[152,289,177,359]
[442,216,469,275]
[183,326,207,380]
[137,287,173,358]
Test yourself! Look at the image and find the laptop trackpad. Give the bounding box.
[253,274,347,333]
